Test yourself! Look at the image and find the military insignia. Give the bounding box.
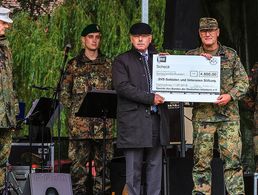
[209,58,218,65]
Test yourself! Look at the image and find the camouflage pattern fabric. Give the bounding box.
[60,49,114,194]
[61,49,113,140]
[192,121,244,195]
[0,36,18,188]
[187,44,249,122]
[69,139,113,194]
[0,36,18,128]
[244,62,258,171]
[239,70,256,173]
[187,43,249,195]
[0,130,12,187]
[239,102,255,173]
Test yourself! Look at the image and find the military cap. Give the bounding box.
[0,7,13,23]
[199,17,218,30]
[129,22,152,35]
[81,24,100,37]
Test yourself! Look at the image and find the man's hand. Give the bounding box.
[154,94,165,105]
[215,94,231,106]
[200,53,213,60]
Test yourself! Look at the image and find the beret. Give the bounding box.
[81,24,100,36]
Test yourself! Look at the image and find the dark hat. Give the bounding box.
[81,24,101,37]
[129,22,152,35]
[199,17,218,30]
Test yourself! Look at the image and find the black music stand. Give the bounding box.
[75,89,117,195]
[26,97,60,172]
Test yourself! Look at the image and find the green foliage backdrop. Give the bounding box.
[8,0,166,136]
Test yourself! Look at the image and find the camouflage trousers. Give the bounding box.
[69,139,113,195]
[192,121,245,195]
[253,136,258,170]
[240,111,255,173]
[0,130,12,188]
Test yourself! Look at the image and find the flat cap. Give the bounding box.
[0,7,13,23]
[199,17,218,30]
[129,22,152,35]
[81,24,100,37]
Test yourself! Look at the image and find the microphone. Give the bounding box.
[31,85,49,91]
[64,44,71,56]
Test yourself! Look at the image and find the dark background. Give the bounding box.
[164,0,258,73]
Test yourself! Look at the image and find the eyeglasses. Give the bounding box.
[200,28,218,35]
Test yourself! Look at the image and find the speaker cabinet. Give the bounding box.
[169,157,225,195]
[110,157,225,195]
[110,157,126,195]
[244,173,258,195]
[168,105,193,145]
[9,142,54,167]
[22,173,73,195]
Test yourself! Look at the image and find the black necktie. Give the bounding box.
[142,53,152,92]
[142,53,158,113]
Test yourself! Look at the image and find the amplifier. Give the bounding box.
[8,143,54,171]
[244,172,258,195]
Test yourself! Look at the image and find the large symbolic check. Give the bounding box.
[152,54,221,102]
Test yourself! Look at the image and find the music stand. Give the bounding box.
[26,97,61,129]
[26,97,61,172]
[75,89,117,195]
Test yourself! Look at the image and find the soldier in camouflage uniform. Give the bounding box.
[239,67,256,173]
[187,18,249,195]
[244,62,258,171]
[61,24,114,195]
[0,7,19,190]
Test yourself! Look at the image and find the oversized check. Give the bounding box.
[152,54,221,102]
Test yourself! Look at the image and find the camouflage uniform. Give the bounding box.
[0,36,18,187]
[239,70,256,173]
[187,42,249,195]
[61,49,114,194]
[244,62,258,171]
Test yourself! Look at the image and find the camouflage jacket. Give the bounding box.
[241,63,258,133]
[187,43,249,122]
[60,49,114,139]
[0,36,18,128]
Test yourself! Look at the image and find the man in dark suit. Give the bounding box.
[112,22,170,195]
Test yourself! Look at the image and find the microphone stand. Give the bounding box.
[52,44,71,172]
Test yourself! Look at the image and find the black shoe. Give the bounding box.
[195,192,205,195]
[0,189,11,195]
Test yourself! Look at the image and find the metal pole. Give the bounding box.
[141,0,149,23]
[179,102,186,157]
[243,0,250,73]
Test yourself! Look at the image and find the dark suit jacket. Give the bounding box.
[112,46,170,148]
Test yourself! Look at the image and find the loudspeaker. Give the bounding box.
[9,142,54,167]
[110,157,126,195]
[167,104,193,144]
[169,157,226,195]
[168,157,193,195]
[167,105,181,143]
[244,173,258,195]
[22,173,73,195]
[163,0,203,50]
